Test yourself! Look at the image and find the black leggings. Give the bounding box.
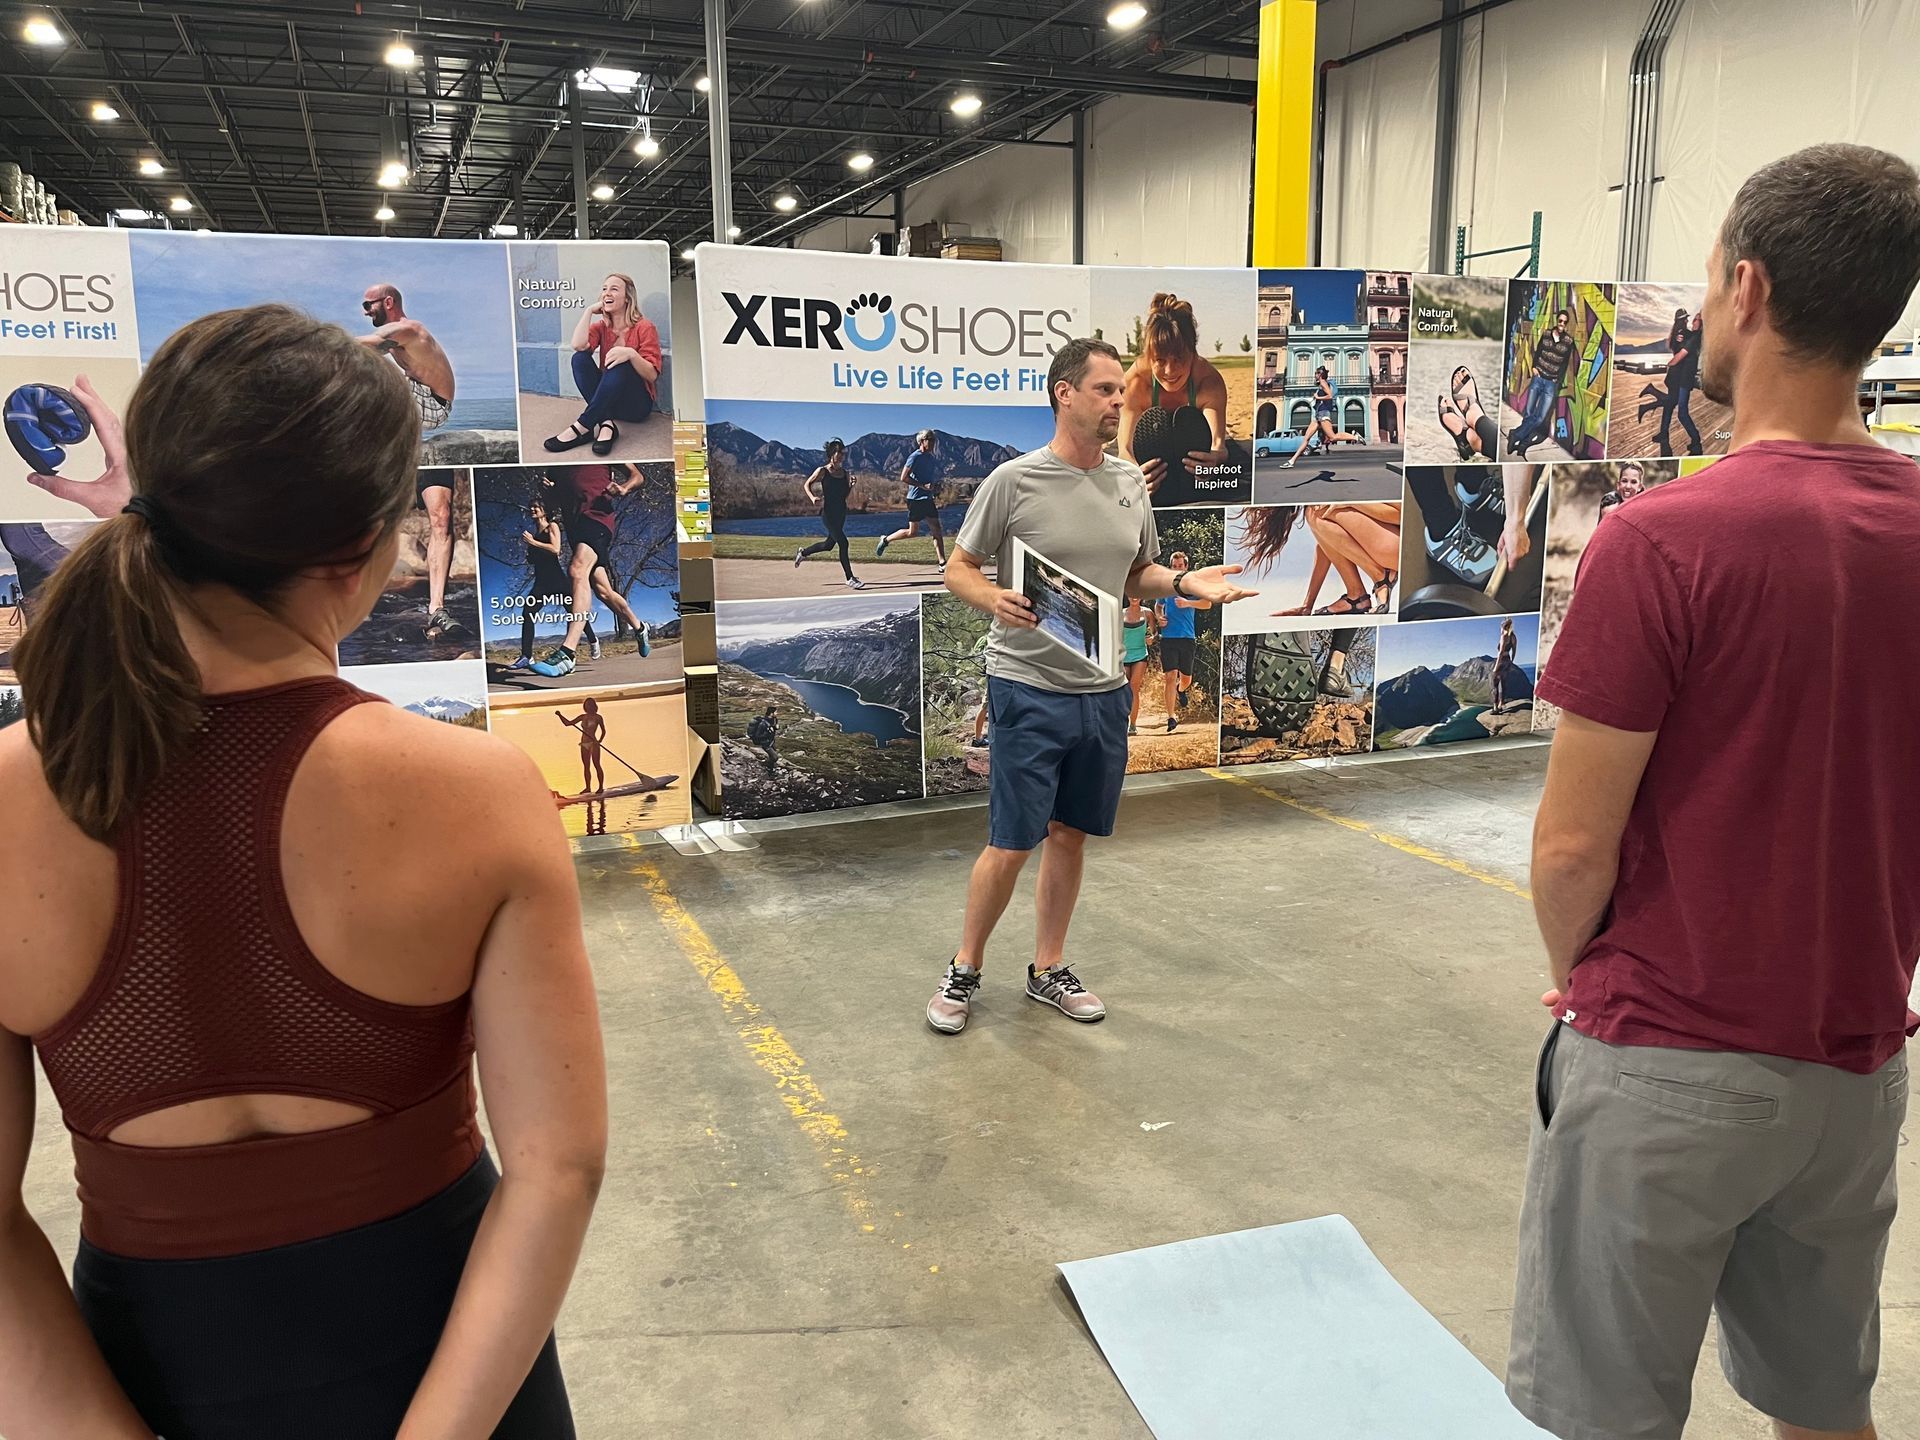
[74,1154,575,1440]
[799,507,854,579]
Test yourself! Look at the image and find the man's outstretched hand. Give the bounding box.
[1178,564,1256,606]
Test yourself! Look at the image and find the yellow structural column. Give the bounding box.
[1252,0,1316,268]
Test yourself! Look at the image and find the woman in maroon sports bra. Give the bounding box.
[0,306,606,1439]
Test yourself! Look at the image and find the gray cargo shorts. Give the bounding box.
[1508,1020,1908,1440]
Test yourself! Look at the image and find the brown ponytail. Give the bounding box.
[1144,292,1198,361]
[13,304,419,841]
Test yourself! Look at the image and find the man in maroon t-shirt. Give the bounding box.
[1508,145,1920,1440]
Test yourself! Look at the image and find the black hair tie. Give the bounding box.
[122,494,207,582]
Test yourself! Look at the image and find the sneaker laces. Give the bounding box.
[941,966,981,1003]
[1039,965,1086,995]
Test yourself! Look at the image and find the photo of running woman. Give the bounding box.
[531,463,654,679]
[511,495,595,671]
[792,437,866,589]
[875,430,948,564]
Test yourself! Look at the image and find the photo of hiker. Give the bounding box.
[1220,626,1376,764]
[1012,539,1117,679]
[1090,267,1254,506]
[338,659,488,731]
[128,230,518,464]
[1123,508,1225,773]
[0,360,141,522]
[1395,464,1548,621]
[1252,269,1407,504]
[1405,275,1508,466]
[473,462,680,693]
[708,398,1053,601]
[337,468,483,668]
[512,240,673,466]
[716,594,925,819]
[487,682,691,835]
[920,591,992,798]
[1375,612,1540,748]
[0,520,92,683]
[1499,279,1616,462]
[1534,459,1680,732]
[1607,282,1733,460]
[1221,502,1403,635]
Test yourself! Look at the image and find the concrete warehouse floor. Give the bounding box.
[23,745,1919,1438]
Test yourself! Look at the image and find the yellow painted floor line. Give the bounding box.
[628,860,888,1236]
[1209,769,1533,902]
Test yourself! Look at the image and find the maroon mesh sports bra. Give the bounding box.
[33,677,480,1260]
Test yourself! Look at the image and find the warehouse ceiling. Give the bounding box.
[0,0,1258,254]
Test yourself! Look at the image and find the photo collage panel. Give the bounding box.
[0,229,688,833]
[695,248,1742,816]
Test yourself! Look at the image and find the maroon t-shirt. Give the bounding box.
[1540,440,1920,1073]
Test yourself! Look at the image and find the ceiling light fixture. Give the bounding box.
[847,151,875,173]
[91,102,120,122]
[384,40,416,67]
[375,205,396,222]
[694,75,711,93]
[22,16,62,45]
[579,66,642,93]
[490,222,519,237]
[950,93,983,118]
[727,225,741,238]
[680,248,696,262]
[169,196,191,213]
[113,206,154,221]
[634,135,661,159]
[591,182,615,201]
[378,160,410,188]
[773,193,798,212]
[138,158,165,176]
[1107,2,1148,29]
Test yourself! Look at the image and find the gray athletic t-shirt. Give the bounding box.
[956,445,1158,695]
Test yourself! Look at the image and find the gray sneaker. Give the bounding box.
[927,960,981,1034]
[1027,963,1105,1022]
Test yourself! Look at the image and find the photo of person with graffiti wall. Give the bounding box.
[1499,280,1616,462]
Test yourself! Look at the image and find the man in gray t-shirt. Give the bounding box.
[927,338,1252,1037]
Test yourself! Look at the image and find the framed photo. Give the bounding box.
[1011,537,1120,682]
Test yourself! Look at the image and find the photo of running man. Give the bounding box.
[511,495,594,671]
[358,283,457,433]
[874,430,948,564]
[557,697,607,795]
[1155,550,1209,731]
[416,471,467,639]
[531,463,653,679]
[792,437,865,589]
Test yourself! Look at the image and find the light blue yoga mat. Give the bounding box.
[1058,1215,1552,1440]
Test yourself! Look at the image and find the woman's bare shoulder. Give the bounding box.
[308,702,554,826]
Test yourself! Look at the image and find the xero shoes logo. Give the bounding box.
[842,293,894,351]
[721,288,1074,358]
[720,290,872,351]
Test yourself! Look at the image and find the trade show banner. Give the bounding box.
[697,244,1731,822]
[0,230,690,836]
